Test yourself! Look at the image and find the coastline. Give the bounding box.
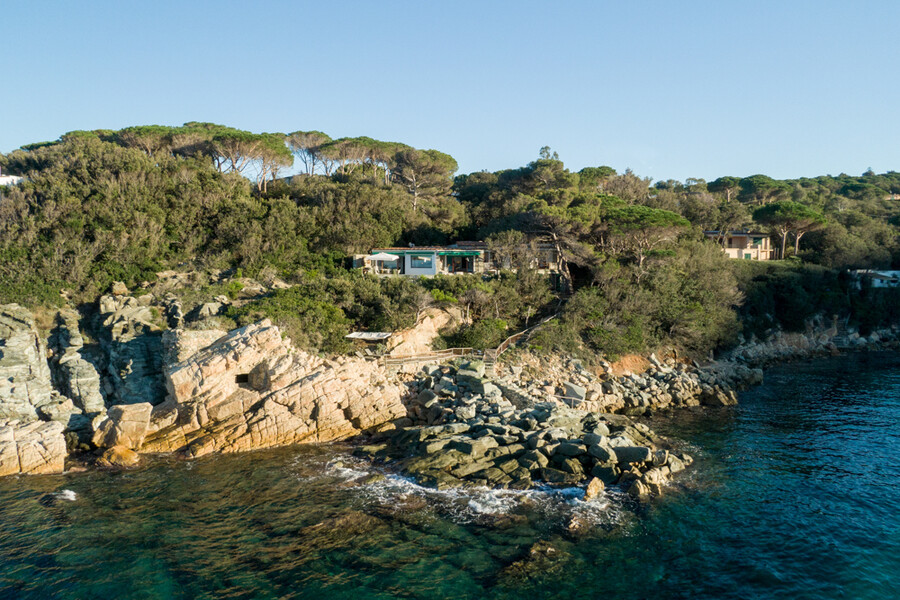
[2,293,899,506]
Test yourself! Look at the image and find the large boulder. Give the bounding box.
[0,419,66,476]
[612,445,653,465]
[96,445,140,468]
[92,403,153,449]
[0,304,54,421]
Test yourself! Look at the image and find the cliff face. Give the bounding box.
[94,319,407,457]
[0,305,54,421]
[0,305,68,475]
[1,295,409,476]
[386,307,462,356]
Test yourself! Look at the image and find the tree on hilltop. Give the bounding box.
[753,201,826,258]
[707,176,742,202]
[391,148,458,211]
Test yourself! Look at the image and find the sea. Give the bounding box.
[1,351,898,599]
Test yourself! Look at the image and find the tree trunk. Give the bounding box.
[794,230,805,254]
[780,229,788,259]
[550,232,572,294]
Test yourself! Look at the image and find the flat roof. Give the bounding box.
[372,247,482,256]
[345,332,392,341]
[704,230,770,237]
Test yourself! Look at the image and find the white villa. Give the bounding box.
[353,241,561,277]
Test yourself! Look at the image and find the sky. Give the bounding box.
[2,0,899,182]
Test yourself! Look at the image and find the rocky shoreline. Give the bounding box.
[352,352,764,500]
[2,287,899,503]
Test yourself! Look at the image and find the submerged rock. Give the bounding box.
[498,540,574,587]
[96,445,140,468]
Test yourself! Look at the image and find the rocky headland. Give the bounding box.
[1,283,898,504]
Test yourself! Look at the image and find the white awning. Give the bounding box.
[365,252,400,261]
[345,331,392,341]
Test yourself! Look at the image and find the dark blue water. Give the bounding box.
[1,352,898,599]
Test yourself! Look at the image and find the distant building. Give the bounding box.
[0,168,24,187]
[704,231,775,260]
[850,270,900,289]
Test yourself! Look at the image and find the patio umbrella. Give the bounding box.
[365,252,400,261]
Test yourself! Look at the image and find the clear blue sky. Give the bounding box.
[3,1,898,181]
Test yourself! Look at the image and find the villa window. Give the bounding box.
[410,255,433,269]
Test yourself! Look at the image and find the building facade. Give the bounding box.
[354,241,561,277]
[704,231,775,260]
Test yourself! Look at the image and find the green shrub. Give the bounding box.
[443,318,508,350]
[227,287,353,353]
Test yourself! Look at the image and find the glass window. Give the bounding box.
[410,255,433,268]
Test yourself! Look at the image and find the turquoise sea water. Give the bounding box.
[1,352,898,599]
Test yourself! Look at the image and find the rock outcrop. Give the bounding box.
[0,419,66,476]
[50,309,105,415]
[96,290,166,406]
[0,304,54,421]
[386,308,462,356]
[724,325,900,367]
[361,361,693,497]
[493,353,756,416]
[93,320,407,458]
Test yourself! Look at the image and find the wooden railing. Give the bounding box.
[381,347,482,370]
[491,313,558,357]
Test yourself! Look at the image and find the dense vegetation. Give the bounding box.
[1,127,898,358]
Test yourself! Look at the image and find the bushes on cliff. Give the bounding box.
[228,287,353,353]
[0,128,465,307]
[441,318,509,350]
[0,135,250,304]
[528,240,740,360]
[735,261,900,337]
[227,272,427,353]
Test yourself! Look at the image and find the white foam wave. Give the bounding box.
[356,473,624,527]
[53,490,77,501]
[289,451,626,528]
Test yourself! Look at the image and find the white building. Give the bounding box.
[850,270,900,289]
[0,168,24,187]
